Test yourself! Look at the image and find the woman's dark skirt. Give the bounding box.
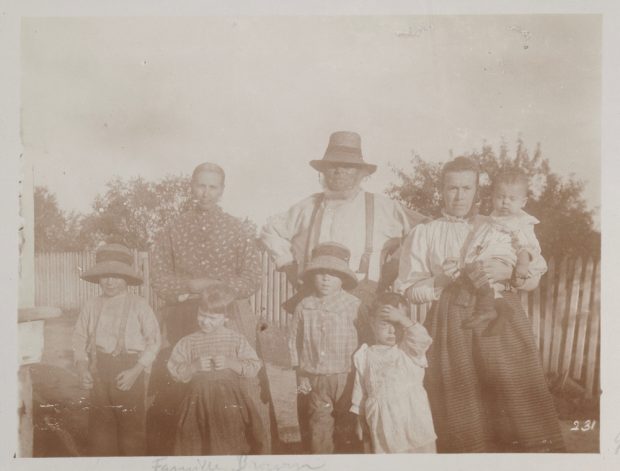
[423,283,565,453]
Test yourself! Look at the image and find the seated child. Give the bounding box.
[460,168,547,334]
[288,242,362,454]
[166,284,266,455]
[351,292,437,453]
[72,243,161,456]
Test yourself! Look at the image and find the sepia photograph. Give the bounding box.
[3,2,618,470]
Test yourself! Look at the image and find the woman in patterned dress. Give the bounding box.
[147,162,269,454]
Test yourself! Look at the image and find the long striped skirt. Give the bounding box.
[423,283,565,453]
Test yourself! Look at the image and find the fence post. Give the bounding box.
[561,257,583,374]
[585,261,600,398]
[542,257,556,372]
[572,258,594,380]
[549,257,569,374]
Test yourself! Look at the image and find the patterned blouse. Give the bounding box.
[167,326,261,383]
[288,289,361,375]
[150,205,262,304]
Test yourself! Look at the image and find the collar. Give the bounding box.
[306,289,348,308]
[490,209,540,225]
[322,188,363,203]
[441,210,473,223]
[192,204,223,217]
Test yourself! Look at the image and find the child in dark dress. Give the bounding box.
[167,284,266,455]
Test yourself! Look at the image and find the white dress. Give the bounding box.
[465,209,547,277]
[350,322,437,453]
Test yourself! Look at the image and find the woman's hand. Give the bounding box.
[434,258,461,289]
[115,363,144,391]
[481,259,513,283]
[186,277,218,294]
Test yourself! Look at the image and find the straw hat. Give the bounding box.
[309,131,377,174]
[302,242,358,290]
[81,243,143,286]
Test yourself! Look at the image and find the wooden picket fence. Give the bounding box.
[34,251,600,397]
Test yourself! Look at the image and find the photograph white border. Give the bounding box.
[1,1,618,470]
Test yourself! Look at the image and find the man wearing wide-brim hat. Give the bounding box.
[261,131,427,305]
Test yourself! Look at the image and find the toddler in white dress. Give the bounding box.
[460,169,547,334]
[350,292,437,453]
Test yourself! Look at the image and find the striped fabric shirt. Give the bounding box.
[167,326,262,383]
[72,292,161,369]
[288,289,361,375]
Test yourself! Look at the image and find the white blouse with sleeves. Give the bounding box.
[394,215,487,304]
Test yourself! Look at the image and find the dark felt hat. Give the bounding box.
[310,131,377,174]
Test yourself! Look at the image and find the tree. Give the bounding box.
[79,175,193,251]
[387,140,600,259]
[33,186,83,252]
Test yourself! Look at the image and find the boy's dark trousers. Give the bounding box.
[306,372,361,454]
[88,352,146,456]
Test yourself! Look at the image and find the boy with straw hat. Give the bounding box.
[288,241,362,454]
[72,243,161,456]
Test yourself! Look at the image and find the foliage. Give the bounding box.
[78,175,193,251]
[34,186,83,252]
[387,139,600,259]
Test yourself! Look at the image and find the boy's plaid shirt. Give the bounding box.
[288,289,361,375]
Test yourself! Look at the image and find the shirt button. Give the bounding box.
[320,351,325,356]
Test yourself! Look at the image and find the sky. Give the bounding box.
[21,15,601,227]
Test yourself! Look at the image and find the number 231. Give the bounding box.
[571,420,597,431]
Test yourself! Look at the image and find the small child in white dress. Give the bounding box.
[460,169,547,334]
[350,292,437,453]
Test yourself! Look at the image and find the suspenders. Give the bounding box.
[358,192,375,278]
[303,192,375,279]
[88,294,132,370]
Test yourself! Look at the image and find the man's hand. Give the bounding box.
[115,363,144,391]
[280,262,299,288]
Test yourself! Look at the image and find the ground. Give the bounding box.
[29,311,599,456]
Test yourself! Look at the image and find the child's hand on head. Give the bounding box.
[379,304,409,325]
